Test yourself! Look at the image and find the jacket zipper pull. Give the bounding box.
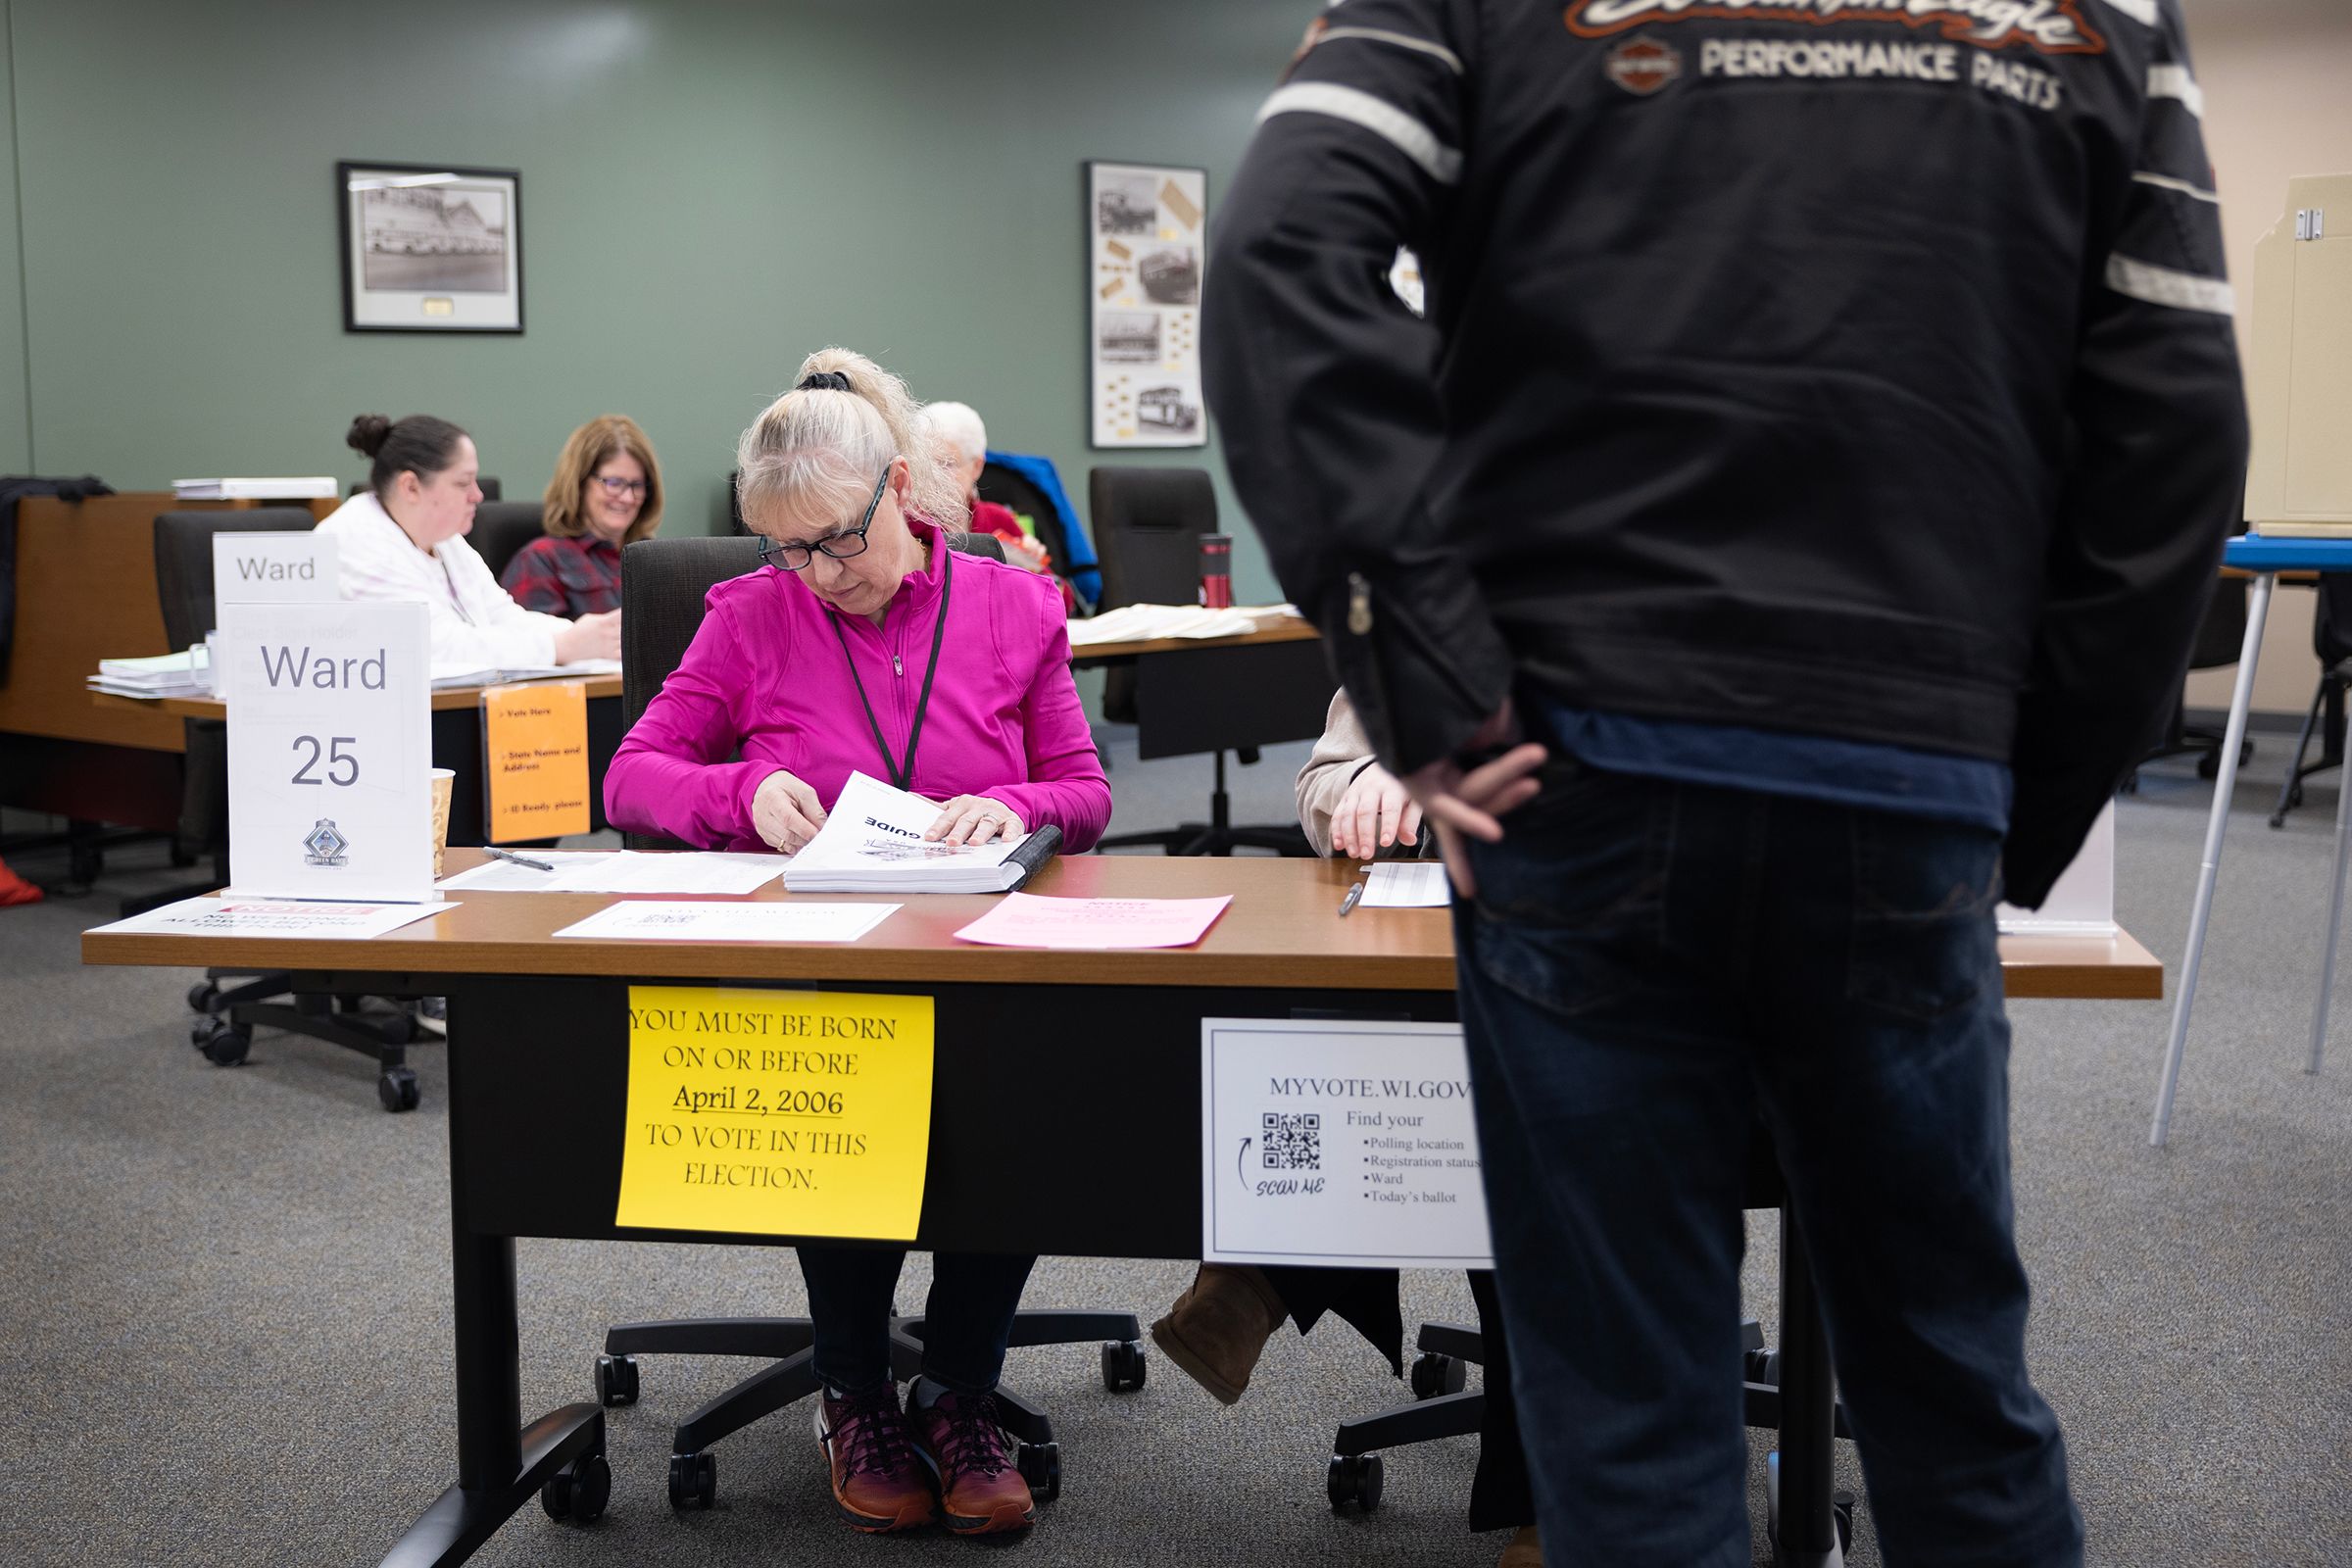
[1347,573,1373,635]
[893,654,904,676]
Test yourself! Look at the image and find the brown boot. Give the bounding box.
[1496,1525,1543,1567]
[1149,1263,1286,1403]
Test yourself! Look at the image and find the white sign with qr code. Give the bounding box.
[1200,1018,1494,1270]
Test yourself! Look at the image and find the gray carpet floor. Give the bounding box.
[1,731,2347,1567]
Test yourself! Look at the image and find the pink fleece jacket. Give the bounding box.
[604,520,1111,853]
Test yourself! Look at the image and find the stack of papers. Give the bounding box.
[784,773,1050,894]
[437,851,786,895]
[172,476,338,500]
[1360,861,1450,907]
[89,648,211,699]
[430,658,621,689]
[1064,603,1299,647]
[90,897,453,939]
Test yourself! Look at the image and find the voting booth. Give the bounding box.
[2245,172,2352,536]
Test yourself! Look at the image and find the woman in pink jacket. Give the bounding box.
[606,348,1109,1539]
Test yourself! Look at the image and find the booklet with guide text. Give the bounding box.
[782,772,1059,894]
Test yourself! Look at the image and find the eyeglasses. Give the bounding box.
[592,474,649,499]
[758,464,892,571]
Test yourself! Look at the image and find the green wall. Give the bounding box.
[0,0,1308,598]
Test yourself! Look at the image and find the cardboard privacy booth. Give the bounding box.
[2245,172,2352,536]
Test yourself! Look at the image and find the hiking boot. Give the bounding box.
[1150,1262,1286,1403]
[910,1390,1035,1535]
[814,1384,933,1533]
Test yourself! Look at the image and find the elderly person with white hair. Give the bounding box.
[922,401,1053,576]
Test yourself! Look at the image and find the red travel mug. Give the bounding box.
[1199,533,1233,609]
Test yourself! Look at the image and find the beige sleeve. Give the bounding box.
[1295,689,1376,858]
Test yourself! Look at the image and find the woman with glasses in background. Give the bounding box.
[501,415,664,616]
[605,348,1109,1539]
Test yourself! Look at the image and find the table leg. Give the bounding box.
[2312,738,2352,1076]
[377,989,607,1567]
[2152,571,2275,1147]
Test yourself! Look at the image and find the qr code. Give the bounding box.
[1262,1112,1321,1170]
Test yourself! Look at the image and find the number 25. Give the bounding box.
[291,735,360,787]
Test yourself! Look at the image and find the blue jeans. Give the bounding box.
[1454,761,2082,1568]
[798,1247,1037,1397]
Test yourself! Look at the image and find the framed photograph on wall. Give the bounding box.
[1086,161,1206,448]
[338,162,523,334]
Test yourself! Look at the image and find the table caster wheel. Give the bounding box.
[668,1449,715,1510]
[1015,1440,1061,1501]
[187,980,223,1014]
[195,1016,252,1066]
[1326,1452,1383,1513]
[1100,1339,1146,1392]
[595,1353,639,1406]
[540,1451,611,1523]
[377,1066,419,1112]
[1409,1350,1465,1399]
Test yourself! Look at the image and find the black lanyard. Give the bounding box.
[830,547,952,792]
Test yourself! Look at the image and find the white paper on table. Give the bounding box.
[89,897,456,940]
[1997,802,2117,936]
[954,892,1232,950]
[1359,861,1450,908]
[1200,1017,1494,1270]
[538,852,787,896]
[435,851,617,891]
[552,901,899,943]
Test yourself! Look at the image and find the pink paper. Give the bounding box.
[953,892,1233,950]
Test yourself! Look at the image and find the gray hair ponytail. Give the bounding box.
[736,347,969,539]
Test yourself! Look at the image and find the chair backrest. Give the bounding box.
[2316,578,2352,669]
[152,508,319,650]
[1089,466,1215,610]
[978,462,1072,576]
[1089,467,1216,724]
[618,531,1005,848]
[469,500,548,584]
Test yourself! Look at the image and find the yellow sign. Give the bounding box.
[615,986,934,1240]
[481,680,590,843]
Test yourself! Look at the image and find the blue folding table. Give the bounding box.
[2152,533,2352,1144]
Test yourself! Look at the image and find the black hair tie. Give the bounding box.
[797,370,853,393]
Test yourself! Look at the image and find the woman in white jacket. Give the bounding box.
[317,413,620,670]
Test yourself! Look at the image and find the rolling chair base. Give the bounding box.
[598,1308,1147,1510]
[187,979,431,1111]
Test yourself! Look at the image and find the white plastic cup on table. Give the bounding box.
[428,767,456,879]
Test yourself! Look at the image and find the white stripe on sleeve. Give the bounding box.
[1256,81,1464,185]
[1313,26,1465,74]
[2132,171,2220,204]
[2106,254,2234,316]
[2147,64,2203,117]
[2100,0,2159,26]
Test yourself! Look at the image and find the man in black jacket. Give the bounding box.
[1203,1,2244,1563]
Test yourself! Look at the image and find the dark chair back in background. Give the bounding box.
[979,461,1075,580]
[153,508,318,651]
[467,501,548,585]
[618,531,1006,851]
[2268,575,2352,825]
[1089,467,1217,726]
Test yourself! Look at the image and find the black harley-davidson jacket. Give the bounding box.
[1202,0,2246,905]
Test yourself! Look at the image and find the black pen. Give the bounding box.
[1337,878,1365,917]
[483,846,556,872]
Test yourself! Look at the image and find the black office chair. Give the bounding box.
[976,460,1077,589]
[2269,576,2352,828]
[151,510,434,1111]
[2132,574,2255,792]
[597,530,1145,1511]
[1088,466,1312,857]
[467,499,547,584]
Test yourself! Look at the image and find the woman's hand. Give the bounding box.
[1332,761,1423,861]
[752,768,827,853]
[925,795,1025,847]
[555,610,622,664]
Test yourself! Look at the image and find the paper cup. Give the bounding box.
[428,768,456,879]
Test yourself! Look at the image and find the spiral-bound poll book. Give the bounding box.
[781,772,1061,895]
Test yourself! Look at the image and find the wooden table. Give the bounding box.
[1066,613,1320,665]
[80,855,2159,1566]
[89,672,625,723]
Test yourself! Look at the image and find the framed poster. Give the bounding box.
[1087,161,1207,448]
[338,162,523,333]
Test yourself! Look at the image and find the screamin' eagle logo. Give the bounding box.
[1565,0,2109,54]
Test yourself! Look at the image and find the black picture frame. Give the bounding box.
[338,161,524,335]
